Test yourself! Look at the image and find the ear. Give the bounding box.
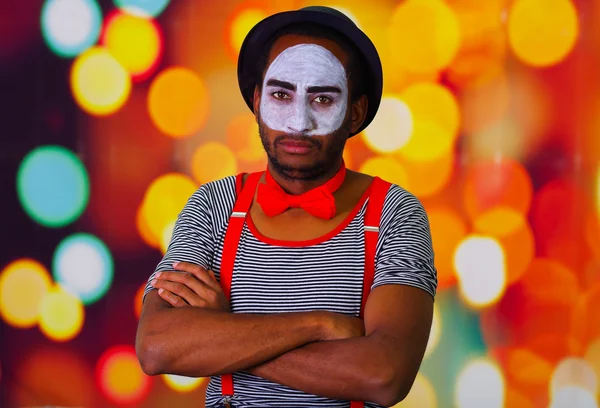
[253,85,261,124]
[350,94,368,135]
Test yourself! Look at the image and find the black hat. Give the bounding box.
[237,6,383,136]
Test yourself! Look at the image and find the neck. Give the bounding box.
[267,158,344,195]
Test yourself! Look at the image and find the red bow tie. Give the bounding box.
[257,164,346,220]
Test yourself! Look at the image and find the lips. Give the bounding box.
[278,140,314,154]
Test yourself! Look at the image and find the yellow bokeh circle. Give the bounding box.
[103,12,162,79]
[400,82,461,140]
[97,345,151,404]
[508,0,579,67]
[148,67,210,138]
[363,96,413,154]
[389,0,461,73]
[162,374,206,392]
[71,46,131,116]
[393,373,437,407]
[0,259,52,328]
[229,8,268,57]
[191,141,238,185]
[140,173,198,244]
[397,120,454,162]
[359,156,409,188]
[160,220,176,255]
[38,285,85,342]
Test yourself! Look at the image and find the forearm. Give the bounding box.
[247,334,403,406]
[137,296,325,377]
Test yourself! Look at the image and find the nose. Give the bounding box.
[286,103,315,134]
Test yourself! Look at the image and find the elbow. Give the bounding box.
[136,334,166,376]
[369,367,412,407]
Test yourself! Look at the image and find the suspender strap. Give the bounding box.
[360,177,390,318]
[350,177,390,408]
[220,171,263,396]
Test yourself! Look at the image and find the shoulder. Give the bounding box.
[184,175,239,215]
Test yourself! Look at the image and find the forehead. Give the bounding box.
[265,34,349,73]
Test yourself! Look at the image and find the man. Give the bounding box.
[136,6,437,408]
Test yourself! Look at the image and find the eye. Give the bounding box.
[271,91,290,100]
[314,95,333,105]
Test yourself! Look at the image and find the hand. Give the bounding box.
[320,312,365,341]
[151,261,230,312]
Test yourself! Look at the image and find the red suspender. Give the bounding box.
[219,171,263,396]
[219,174,390,406]
[350,177,390,408]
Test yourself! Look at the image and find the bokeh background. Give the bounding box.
[1,0,599,406]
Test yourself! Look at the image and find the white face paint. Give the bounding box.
[259,43,349,137]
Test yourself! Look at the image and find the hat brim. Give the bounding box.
[237,9,383,137]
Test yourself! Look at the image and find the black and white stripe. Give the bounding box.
[144,175,437,407]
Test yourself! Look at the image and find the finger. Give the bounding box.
[152,276,201,306]
[173,262,220,291]
[157,288,187,307]
[155,271,207,295]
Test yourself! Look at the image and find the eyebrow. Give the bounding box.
[265,79,342,94]
[266,79,295,91]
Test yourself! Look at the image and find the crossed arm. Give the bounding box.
[135,262,433,406]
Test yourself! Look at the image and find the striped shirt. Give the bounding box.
[144,175,437,407]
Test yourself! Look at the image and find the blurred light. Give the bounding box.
[97,345,151,405]
[397,151,454,198]
[454,235,506,308]
[424,305,441,358]
[389,0,461,74]
[71,46,132,115]
[584,339,600,388]
[160,220,176,255]
[41,0,102,58]
[228,8,267,58]
[520,259,578,305]
[134,282,145,319]
[363,96,412,154]
[508,0,579,67]
[530,180,589,273]
[460,70,510,134]
[445,0,507,87]
[400,82,461,139]
[0,259,52,328]
[329,7,361,28]
[573,284,600,364]
[550,358,597,399]
[38,285,85,342]
[17,348,94,407]
[549,386,598,408]
[359,156,409,188]
[455,358,505,408]
[503,347,553,396]
[136,202,160,249]
[102,12,163,81]
[426,206,468,289]
[393,373,437,407]
[114,0,170,18]
[473,207,534,284]
[162,374,205,392]
[191,142,238,185]
[140,173,198,243]
[148,67,210,138]
[17,145,89,228]
[53,233,114,305]
[462,158,533,222]
[225,113,267,173]
[397,120,454,162]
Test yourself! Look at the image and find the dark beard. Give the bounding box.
[258,118,350,181]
